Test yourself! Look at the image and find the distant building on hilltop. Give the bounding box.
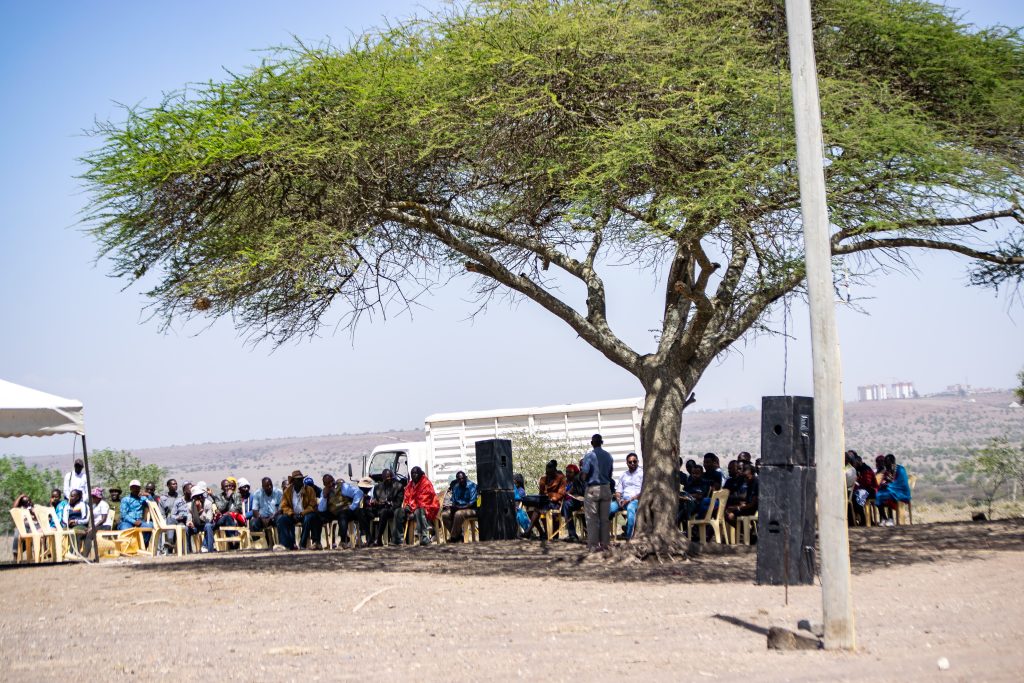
[858,381,916,401]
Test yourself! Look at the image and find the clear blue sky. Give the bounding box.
[1,1,1021,458]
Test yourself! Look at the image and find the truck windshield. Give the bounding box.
[368,451,399,477]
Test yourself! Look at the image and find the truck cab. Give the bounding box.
[363,441,428,482]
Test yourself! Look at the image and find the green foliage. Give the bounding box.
[958,436,1024,518]
[1016,367,1024,405]
[81,0,1024,344]
[501,429,587,493]
[87,448,167,494]
[0,456,62,533]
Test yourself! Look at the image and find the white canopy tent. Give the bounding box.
[1,378,98,561]
[0,379,85,438]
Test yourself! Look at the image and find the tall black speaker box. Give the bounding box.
[755,465,816,585]
[478,490,517,541]
[475,439,514,491]
[761,396,815,467]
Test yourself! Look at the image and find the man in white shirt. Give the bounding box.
[610,452,643,539]
[63,458,88,499]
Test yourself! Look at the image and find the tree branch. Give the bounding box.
[381,207,643,373]
[831,206,1022,246]
[833,237,1024,265]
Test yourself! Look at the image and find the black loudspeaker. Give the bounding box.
[478,490,517,541]
[475,439,514,491]
[761,396,815,467]
[756,465,817,586]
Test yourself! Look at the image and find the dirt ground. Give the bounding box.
[1,519,1022,682]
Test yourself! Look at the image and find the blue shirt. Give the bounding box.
[120,494,147,525]
[53,500,68,528]
[249,488,283,518]
[450,481,478,508]
[581,447,614,487]
[340,482,363,511]
[887,465,912,502]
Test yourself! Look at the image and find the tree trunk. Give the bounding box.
[627,369,693,559]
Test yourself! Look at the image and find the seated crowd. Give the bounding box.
[845,450,913,527]
[11,442,913,558]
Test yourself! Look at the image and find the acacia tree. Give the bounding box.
[83,0,1023,556]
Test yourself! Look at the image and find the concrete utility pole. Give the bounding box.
[783,0,856,649]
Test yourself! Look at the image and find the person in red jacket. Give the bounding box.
[401,466,439,546]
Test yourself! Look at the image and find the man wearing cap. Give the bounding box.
[581,433,614,552]
[63,458,88,500]
[277,470,319,550]
[118,480,154,547]
[187,482,216,553]
[248,477,282,538]
[237,478,252,518]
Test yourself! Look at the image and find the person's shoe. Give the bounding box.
[341,537,350,546]
[373,539,384,547]
[200,547,209,553]
[420,536,431,546]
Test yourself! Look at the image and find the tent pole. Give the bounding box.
[81,434,100,562]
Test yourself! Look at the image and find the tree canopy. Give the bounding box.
[87,448,167,494]
[0,456,61,533]
[82,0,1023,552]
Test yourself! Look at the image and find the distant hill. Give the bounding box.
[19,391,1021,501]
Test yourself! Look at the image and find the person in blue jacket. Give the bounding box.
[875,453,911,526]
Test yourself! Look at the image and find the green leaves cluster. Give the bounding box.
[501,428,588,493]
[83,0,1023,346]
[87,448,167,495]
[0,456,62,534]
[958,436,1024,519]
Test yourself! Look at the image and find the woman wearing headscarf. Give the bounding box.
[875,454,911,526]
[527,460,566,539]
[561,463,585,542]
[513,473,530,535]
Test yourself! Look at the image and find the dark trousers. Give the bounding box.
[442,507,476,542]
[562,499,583,537]
[369,507,399,544]
[340,508,366,542]
[276,512,319,549]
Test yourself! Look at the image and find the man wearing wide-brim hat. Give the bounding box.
[277,470,319,550]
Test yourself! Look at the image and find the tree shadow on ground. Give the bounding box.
[847,517,1024,574]
[126,518,1024,584]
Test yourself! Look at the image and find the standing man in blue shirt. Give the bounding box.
[581,433,614,552]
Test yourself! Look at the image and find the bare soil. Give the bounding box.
[1,519,1022,682]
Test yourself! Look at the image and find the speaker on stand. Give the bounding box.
[756,396,817,586]
[475,439,517,541]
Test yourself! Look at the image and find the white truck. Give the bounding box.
[363,398,644,485]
